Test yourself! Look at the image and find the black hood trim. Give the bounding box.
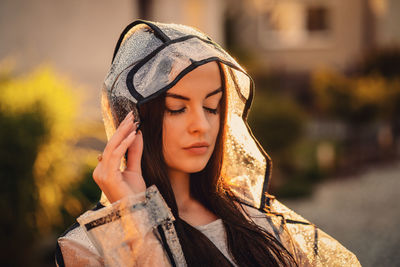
[125,34,226,101]
[112,19,170,63]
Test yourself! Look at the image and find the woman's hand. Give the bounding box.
[93,111,146,203]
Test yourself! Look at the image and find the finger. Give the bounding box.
[103,112,134,158]
[108,129,137,169]
[106,111,132,143]
[126,130,143,173]
[103,120,134,161]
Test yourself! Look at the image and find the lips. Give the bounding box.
[184,142,210,148]
[183,142,210,155]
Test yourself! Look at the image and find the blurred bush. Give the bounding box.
[247,47,400,198]
[312,69,400,125]
[249,92,306,154]
[248,91,318,197]
[311,47,400,173]
[313,47,400,124]
[0,65,102,266]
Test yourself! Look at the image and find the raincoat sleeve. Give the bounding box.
[56,185,186,267]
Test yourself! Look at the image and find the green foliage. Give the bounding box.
[0,65,102,266]
[311,48,400,171]
[248,91,316,197]
[0,106,49,266]
[312,47,400,125]
[248,92,306,154]
[312,69,399,123]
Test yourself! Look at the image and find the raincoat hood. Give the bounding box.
[101,20,272,210]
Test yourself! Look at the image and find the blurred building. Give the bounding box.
[227,0,400,72]
[146,0,225,45]
[2,0,399,117]
[0,0,224,119]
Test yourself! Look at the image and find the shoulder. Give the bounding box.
[239,199,361,266]
[273,199,361,266]
[56,203,105,267]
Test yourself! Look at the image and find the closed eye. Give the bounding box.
[166,107,185,115]
[166,107,218,115]
[204,107,218,114]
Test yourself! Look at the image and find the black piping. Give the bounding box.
[137,57,247,107]
[313,226,319,256]
[226,65,272,211]
[112,20,171,63]
[230,67,272,210]
[285,219,312,226]
[157,225,177,267]
[84,209,122,231]
[228,67,247,104]
[84,202,145,231]
[266,216,282,243]
[55,240,66,267]
[125,34,225,102]
[241,77,272,211]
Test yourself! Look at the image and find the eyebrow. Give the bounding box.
[165,87,222,100]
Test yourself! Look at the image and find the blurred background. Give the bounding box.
[1,0,399,266]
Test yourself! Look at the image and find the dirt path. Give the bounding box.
[281,161,400,267]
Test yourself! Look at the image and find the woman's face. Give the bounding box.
[162,61,222,175]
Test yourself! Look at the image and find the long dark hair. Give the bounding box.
[138,64,297,267]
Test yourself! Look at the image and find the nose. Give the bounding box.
[188,106,211,134]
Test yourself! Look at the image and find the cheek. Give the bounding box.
[210,115,221,141]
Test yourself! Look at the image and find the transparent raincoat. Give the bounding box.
[56,20,361,267]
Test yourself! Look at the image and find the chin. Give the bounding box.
[184,160,209,173]
[169,157,210,174]
[188,165,208,174]
[165,148,214,174]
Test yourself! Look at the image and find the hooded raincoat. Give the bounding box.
[55,20,361,267]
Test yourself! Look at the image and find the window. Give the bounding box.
[257,1,332,50]
[306,6,329,32]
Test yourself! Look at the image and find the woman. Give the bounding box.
[56,20,361,267]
